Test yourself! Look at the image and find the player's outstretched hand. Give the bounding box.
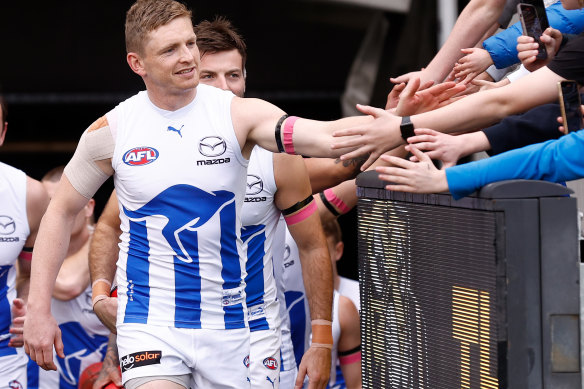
[376,145,449,193]
[295,346,331,389]
[332,104,403,171]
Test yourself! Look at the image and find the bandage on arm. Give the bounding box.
[92,278,112,309]
[64,122,115,200]
[311,319,334,349]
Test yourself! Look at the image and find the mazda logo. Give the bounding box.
[198,136,227,157]
[246,175,264,195]
[0,216,16,235]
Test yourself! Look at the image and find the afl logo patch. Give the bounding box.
[263,357,278,370]
[243,355,250,368]
[246,175,263,195]
[199,136,226,157]
[0,216,16,235]
[9,380,23,389]
[123,147,159,166]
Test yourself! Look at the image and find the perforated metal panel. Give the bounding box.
[356,173,582,389]
[358,198,501,388]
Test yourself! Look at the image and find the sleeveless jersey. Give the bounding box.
[109,84,249,330]
[30,284,109,389]
[273,218,297,373]
[281,227,311,368]
[338,277,360,312]
[241,146,281,332]
[329,277,361,389]
[0,162,29,358]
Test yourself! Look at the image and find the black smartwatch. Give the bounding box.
[400,116,415,141]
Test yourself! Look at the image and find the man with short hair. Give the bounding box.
[90,17,334,389]
[0,96,49,389]
[23,1,373,388]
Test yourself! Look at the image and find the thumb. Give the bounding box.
[401,77,421,98]
[54,329,65,359]
[356,104,385,118]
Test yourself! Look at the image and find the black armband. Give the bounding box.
[281,195,313,216]
[319,192,340,216]
[338,344,362,357]
[275,114,289,153]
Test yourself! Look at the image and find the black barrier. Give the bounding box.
[356,171,581,388]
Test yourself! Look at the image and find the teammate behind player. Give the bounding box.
[0,95,50,388]
[23,167,109,389]
[320,217,361,389]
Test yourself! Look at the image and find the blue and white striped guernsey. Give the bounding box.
[241,146,281,332]
[110,84,249,330]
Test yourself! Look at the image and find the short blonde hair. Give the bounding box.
[125,0,192,54]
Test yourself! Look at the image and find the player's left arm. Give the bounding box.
[337,296,362,389]
[273,154,333,389]
[231,97,373,159]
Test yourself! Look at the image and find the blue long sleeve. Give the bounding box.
[446,130,584,200]
[483,3,584,69]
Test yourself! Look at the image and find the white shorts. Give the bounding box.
[250,327,281,388]
[0,348,28,389]
[117,323,250,389]
[278,366,298,389]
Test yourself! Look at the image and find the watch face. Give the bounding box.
[400,117,415,140]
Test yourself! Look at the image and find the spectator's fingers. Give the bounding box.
[517,35,535,44]
[410,142,437,151]
[406,145,433,164]
[437,83,466,100]
[401,77,421,98]
[418,80,435,91]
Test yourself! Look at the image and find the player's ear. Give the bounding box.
[0,122,7,147]
[127,52,146,76]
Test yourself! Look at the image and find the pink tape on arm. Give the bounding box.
[324,188,351,214]
[339,351,362,365]
[283,116,299,154]
[18,250,33,261]
[284,200,317,225]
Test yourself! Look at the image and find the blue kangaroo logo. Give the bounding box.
[123,185,235,263]
[56,321,108,387]
[167,124,184,138]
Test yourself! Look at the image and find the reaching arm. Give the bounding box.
[376,129,584,199]
[231,97,373,160]
[333,65,565,169]
[89,190,121,333]
[392,0,506,84]
[273,154,333,389]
